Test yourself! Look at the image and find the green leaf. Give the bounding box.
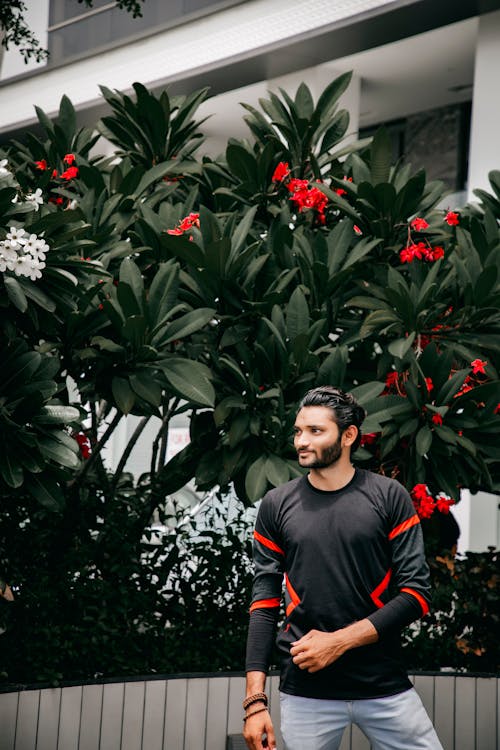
[24,474,65,512]
[160,358,215,407]
[156,308,215,345]
[286,287,309,339]
[370,127,392,185]
[119,258,144,307]
[388,333,416,359]
[245,455,268,502]
[4,276,28,312]
[58,95,77,139]
[350,381,385,404]
[0,453,24,488]
[133,160,199,198]
[129,373,162,407]
[265,455,290,487]
[415,425,432,456]
[112,377,136,414]
[37,437,80,469]
[34,405,80,424]
[231,205,258,256]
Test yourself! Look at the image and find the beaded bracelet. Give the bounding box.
[243,706,268,723]
[242,692,268,710]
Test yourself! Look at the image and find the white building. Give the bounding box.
[1,0,499,551]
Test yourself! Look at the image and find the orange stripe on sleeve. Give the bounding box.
[249,597,281,613]
[285,573,301,617]
[254,530,284,555]
[388,514,420,540]
[401,587,430,616]
[370,569,392,608]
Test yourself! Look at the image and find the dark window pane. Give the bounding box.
[50,0,111,26]
[48,0,247,64]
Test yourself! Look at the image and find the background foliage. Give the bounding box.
[0,74,498,683]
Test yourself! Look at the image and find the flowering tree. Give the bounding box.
[0,74,498,682]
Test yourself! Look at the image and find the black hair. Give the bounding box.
[297,386,366,452]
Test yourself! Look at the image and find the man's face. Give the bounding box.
[293,406,343,469]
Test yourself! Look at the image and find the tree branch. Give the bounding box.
[110,415,150,494]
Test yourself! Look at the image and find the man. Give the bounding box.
[243,386,443,750]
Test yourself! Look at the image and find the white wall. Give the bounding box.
[0,0,391,134]
[0,0,49,81]
[467,8,500,198]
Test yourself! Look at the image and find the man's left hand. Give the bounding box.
[290,629,345,673]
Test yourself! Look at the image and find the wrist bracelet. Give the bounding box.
[242,692,268,710]
[243,706,268,723]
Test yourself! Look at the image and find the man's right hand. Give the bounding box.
[243,707,277,750]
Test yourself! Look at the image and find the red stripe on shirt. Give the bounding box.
[388,514,420,540]
[401,587,430,616]
[370,569,392,608]
[250,597,281,613]
[285,573,301,617]
[254,530,284,555]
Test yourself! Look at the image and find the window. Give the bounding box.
[360,102,471,192]
[48,0,249,65]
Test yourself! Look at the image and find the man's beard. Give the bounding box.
[298,435,342,468]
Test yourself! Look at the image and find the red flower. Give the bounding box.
[35,159,47,171]
[60,166,78,180]
[48,196,64,206]
[287,178,309,194]
[178,212,200,231]
[494,404,500,415]
[74,432,91,460]
[425,377,434,392]
[412,483,430,502]
[385,371,399,388]
[445,211,459,226]
[272,161,290,182]
[417,496,435,519]
[436,495,455,514]
[353,224,362,235]
[410,217,429,231]
[334,187,347,196]
[51,169,58,179]
[431,414,443,425]
[400,246,416,263]
[429,246,444,261]
[288,180,328,222]
[360,432,378,446]
[411,484,437,519]
[63,153,76,165]
[470,358,487,375]
[167,212,200,236]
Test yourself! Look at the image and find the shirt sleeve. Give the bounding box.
[245,493,285,673]
[367,482,431,636]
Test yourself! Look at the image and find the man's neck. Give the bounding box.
[308,459,355,492]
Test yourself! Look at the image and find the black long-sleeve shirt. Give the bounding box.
[245,469,431,699]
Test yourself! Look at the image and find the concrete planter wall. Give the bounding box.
[0,671,497,750]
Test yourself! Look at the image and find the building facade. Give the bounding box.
[1,0,499,551]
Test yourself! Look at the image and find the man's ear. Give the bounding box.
[342,425,358,447]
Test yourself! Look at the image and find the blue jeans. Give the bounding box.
[280,688,444,750]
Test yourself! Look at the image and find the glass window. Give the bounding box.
[48,0,249,64]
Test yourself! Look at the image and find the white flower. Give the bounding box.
[13,255,32,277]
[6,226,26,246]
[68,199,78,210]
[0,241,18,262]
[32,237,49,261]
[23,234,40,255]
[26,188,43,211]
[0,159,10,176]
[26,258,44,280]
[0,254,8,272]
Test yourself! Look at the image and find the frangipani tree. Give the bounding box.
[0,73,498,682]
